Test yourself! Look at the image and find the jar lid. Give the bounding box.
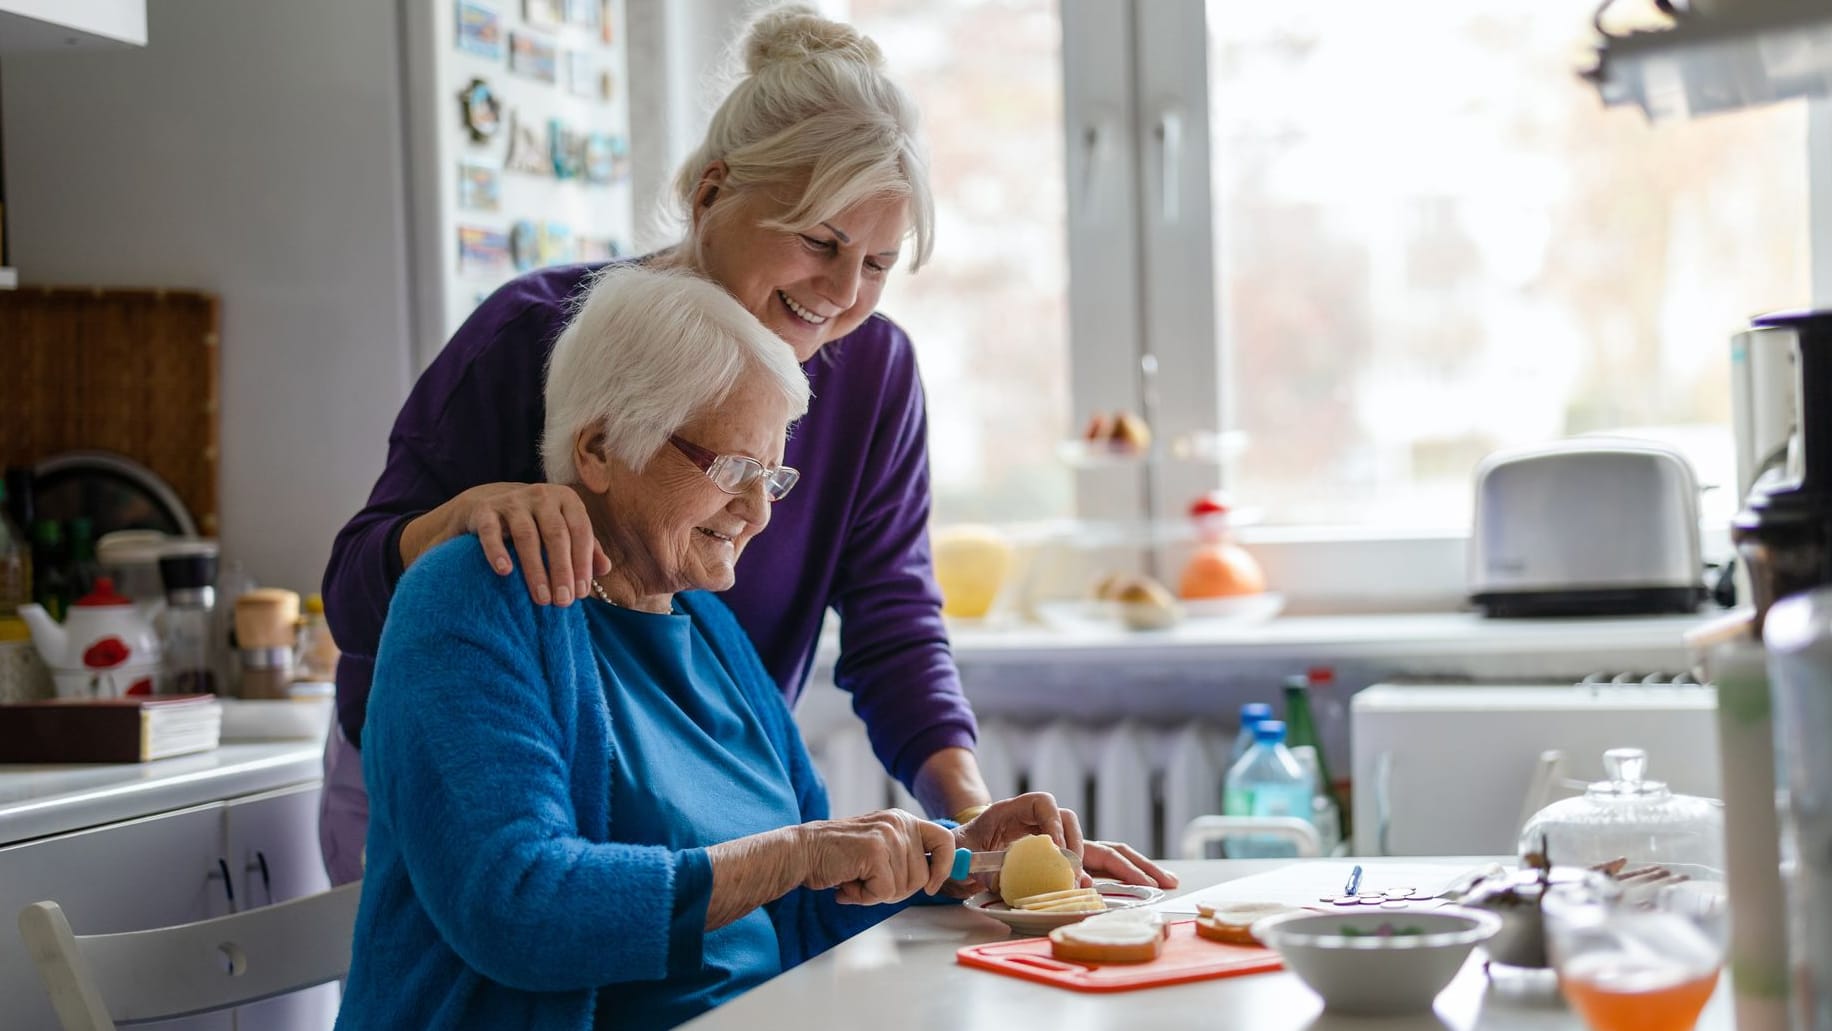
[96,529,172,566]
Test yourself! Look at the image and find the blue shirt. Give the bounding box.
[592,600,802,1029]
[337,541,913,1031]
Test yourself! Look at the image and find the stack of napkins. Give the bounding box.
[0,695,223,763]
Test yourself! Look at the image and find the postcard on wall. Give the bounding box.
[455,0,503,59]
[457,163,501,211]
[523,0,562,29]
[578,236,617,262]
[510,220,540,272]
[458,226,511,274]
[563,49,607,100]
[509,31,558,83]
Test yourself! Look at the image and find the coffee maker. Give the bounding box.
[1732,309,1832,1031]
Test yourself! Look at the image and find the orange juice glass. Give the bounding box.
[1545,880,1727,1031]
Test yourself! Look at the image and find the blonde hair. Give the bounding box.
[671,4,933,270]
[541,265,811,485]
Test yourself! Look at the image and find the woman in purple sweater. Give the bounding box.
[319,5,1171,892]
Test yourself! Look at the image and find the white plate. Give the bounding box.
[964,882,1167,936]
[1034,593,1283,632]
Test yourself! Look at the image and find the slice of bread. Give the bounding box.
[1194,902,1296,946]
[1049,910,1166,964]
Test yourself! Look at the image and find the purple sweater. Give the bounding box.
[322,263,977,789]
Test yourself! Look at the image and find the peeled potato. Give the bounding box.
[998,834,1076,907]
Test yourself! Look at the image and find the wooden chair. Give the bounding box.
[17,881,361,1030]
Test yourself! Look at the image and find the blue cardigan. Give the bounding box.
[336,541,911,1030]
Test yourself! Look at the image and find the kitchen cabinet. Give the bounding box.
[0,1,146,50]
[0,743,332,1030]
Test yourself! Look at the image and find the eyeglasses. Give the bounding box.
[667,435,800,502]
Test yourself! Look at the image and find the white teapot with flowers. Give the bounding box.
[18,578,163,698]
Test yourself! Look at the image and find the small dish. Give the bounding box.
[1180,592,1285,624]
[964,882,1166,936]
[1253,906,1502,1015]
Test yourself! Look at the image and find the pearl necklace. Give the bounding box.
[589,578,618,607]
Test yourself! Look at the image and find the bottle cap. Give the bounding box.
[1253,719,1287,744]
[1240,702,1272,724]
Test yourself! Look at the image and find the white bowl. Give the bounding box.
[1253,906,1502,1015]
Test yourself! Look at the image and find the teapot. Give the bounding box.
[18,578,163,698]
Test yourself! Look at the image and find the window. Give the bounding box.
[1198,0,1809,532]
[842,0,1075,524]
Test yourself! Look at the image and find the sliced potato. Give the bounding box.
[998,834,1076,907]
[1009,887,1100,908]
[1023,897,1107,913]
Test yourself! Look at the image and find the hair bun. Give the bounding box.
[743,4,884,74]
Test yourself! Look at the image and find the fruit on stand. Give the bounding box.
[1179,492,1266,598]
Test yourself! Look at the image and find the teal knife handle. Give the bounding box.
[950,847,971,881]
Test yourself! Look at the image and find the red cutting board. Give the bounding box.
[956,919,1283,993]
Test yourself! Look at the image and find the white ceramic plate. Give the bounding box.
[1034,593,1284,633]
[964,882,1167,936]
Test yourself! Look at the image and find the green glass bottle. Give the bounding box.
[1282,674,1342,851]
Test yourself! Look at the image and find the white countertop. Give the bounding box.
[684,858,1733,1031]
[0,740,325,846]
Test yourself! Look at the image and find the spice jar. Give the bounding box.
[235,588,299,699]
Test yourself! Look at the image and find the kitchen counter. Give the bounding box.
[0,740,324,846]
[684,858,1732,1031]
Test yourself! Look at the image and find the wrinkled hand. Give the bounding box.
[1081,838,1179,890]
[408,482,611,606]
[955,791,1081,856]
[796,809,957,906]
[945,792,1082,898]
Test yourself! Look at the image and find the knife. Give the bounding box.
[943,846,1082,881]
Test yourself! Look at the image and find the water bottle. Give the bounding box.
[1228,701,1274,766]
[1222,720,1314,858]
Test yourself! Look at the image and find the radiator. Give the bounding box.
[798,717,1233,859]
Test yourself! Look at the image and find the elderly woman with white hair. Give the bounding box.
[336,266,1080,1031]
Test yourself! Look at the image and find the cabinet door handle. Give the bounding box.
[209,856,236,911]
[244,849,273,906]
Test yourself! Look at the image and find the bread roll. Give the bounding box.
[1194,902,1296,946]
[1049,910,1165,964]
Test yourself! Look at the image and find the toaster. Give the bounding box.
[1469,439,1705,617]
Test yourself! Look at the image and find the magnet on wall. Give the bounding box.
[504,110,551,175]
[509,31,558,83]
[541,223,574,265]
[458,226,511,274]
[523,0,562,29]
[564,50,606,100]
[457,163,501,212]
[551,119,586,180]
[458,78,502,143]
[455,0,503,59]
[601,0,616,44]
[564,0,600,30]
[510,220,540,272]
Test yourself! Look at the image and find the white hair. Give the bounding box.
[540,265,811,485]
[668,4,934,270]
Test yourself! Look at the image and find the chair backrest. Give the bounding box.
[17,881,362,1030]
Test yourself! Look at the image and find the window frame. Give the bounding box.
[1062,0,1832,609]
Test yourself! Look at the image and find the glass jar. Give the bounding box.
[1519,747,1726,880]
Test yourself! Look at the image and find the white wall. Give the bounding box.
[1,0,413,595]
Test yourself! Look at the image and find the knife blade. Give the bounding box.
[943,846,1082,881]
